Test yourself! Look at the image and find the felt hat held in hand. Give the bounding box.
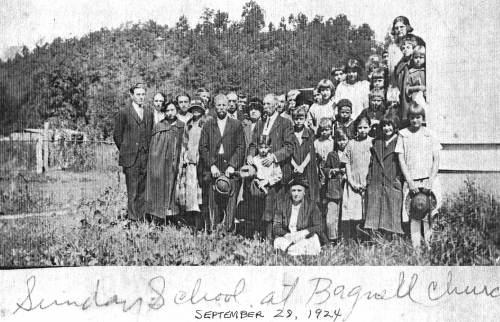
[405,187,437,220]
[213,175,233,197]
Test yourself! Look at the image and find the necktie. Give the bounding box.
[264,118,270,133]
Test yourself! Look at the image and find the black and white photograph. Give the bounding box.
[0,0,499,320]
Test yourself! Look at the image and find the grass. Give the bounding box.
[0,179,498,267]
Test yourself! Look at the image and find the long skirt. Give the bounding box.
[341,183,364,221]
[364,184,404,234]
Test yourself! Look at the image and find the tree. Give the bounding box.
[268,22,275,32]
[175,15,189,33]
[214,10,229,32]
[241,1,265,34]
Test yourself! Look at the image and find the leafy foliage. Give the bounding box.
[0,2,378,139]
[1,180,498,266]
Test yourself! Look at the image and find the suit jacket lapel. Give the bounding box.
[222,118,232,139]
[128,105,141,125]
[211,120,221,143]
[269,115,281,135]
[297,199,308,230]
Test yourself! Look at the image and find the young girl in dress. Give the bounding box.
[331,63,346,87]
[333,59,370,119]
[291,106,320,204]
[364,117,404,237]
[395,102,442,248]
[322,128,349,242]
[334,99,355,139]
[370,67,389,98]
[340,115,372,240]
[359,89,387,139]
[395,35,418,125]
[308,79,336,132]
[405,46,426,107]
[314,118,334,210]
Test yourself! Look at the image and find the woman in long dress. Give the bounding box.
[145,100,186,222]
[387,16,425,86]
[176,98,211,229]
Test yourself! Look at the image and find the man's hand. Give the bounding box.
[261,154,275,167]
[408,180,420,194]
[225,166,235,177]
[211,165,221,178]
[246,155,254,165]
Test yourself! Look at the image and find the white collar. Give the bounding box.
[132,102,142,109]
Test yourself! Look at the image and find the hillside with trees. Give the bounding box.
[0,1,379,139]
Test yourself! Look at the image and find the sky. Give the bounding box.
[0,0,437,59]
[1,0,499,143]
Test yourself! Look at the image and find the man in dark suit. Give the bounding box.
[199,94,246,231]
[113,83,154,222]
[247,93,295,238]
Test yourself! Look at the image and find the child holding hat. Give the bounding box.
[395,101,442,248]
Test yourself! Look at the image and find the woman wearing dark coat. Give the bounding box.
[364,118,404,235]
[273,178,327,255]
[145,100,186,221]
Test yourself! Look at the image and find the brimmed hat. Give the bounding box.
[249,179,267,198]
[287,176,309,189]
[189,97,206,112]
[213,175,233,197]
[405,187,437,220]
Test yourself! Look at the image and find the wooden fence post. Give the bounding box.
[43,122,49,172]
[36,137,43,174]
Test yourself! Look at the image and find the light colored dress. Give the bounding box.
[333,80,370,119]
[307,100,336,132]
[177,118,203,212]
[341,138,372,221]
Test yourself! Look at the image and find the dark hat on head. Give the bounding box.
[189,97,206,112]
[257,135,271,147]
[405,187,437,220]
[287,176,309,189]
[337,99,353,109]
[213,175,234,197]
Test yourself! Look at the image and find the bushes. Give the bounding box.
[0,180,498,266]
[430,180,500,265]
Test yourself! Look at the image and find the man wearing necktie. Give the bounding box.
[247,93,295,238]
[199,94,246,231]
[113,83,153,222]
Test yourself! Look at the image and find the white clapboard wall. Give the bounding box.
[424,0,500,172]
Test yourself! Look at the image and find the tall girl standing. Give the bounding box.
[333,59,370,120]
[307,79,336,132]
[340,115,372,240]
[364,117,404,236]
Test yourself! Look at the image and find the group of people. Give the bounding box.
[113,16,441,256]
